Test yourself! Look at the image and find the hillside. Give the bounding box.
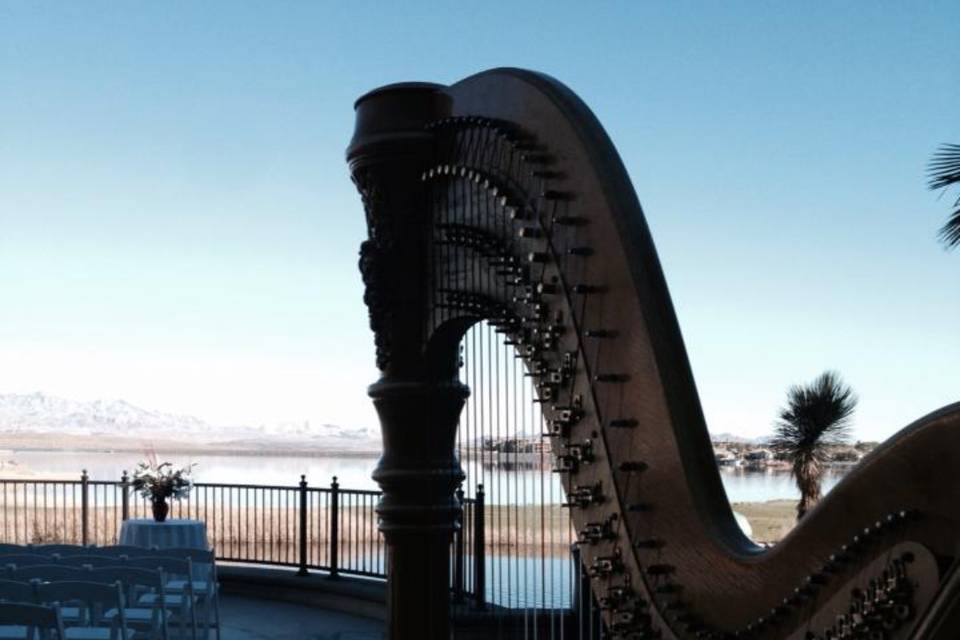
[0,392,381,454]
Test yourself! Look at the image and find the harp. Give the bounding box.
[346,68,960,640]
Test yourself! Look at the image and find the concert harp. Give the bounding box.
[347,68,960,640]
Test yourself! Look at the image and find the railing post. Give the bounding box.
[80,470,89,546]
[120,470,130,521]
[297,475,309,577]
[472,484,485,610]
[329,476,339,578]
[452,487,465,603]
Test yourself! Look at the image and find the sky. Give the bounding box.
[1,2,957,441]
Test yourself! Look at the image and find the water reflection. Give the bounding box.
[8,450,852,505]
[718,465,847,503]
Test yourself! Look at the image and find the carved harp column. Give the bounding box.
[347,84,464,640]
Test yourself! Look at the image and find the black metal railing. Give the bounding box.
[0,472,485,596]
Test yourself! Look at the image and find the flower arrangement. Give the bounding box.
[130,453,196,521]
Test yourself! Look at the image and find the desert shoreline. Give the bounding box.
[0,433,381,458]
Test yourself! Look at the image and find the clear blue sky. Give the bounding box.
[1,2,957,440]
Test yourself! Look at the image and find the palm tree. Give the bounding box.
[928,143,960,249]
[770,371,857,520]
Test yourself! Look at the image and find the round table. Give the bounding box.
[118,518,209,550]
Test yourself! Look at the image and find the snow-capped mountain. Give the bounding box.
[709,432,768,445]
[0,392,379,449]
[0,393,208,437]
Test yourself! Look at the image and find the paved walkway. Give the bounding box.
[221,594,385,640]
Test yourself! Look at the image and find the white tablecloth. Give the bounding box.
[118,519,209,550]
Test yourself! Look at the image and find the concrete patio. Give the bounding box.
[221,593,385,640]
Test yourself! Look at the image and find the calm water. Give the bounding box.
[4,449,851,609]
[717,465,846,503]
[6,450,849,504]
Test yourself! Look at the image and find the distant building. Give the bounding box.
[744,449,772,462]
[714,449,739,466]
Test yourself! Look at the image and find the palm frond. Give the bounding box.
[769,371,857,456]
[928,143,960,249]
[939,203,960,249]
[928,144,960,191]
[770,371,857,519]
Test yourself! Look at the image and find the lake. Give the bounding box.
[5,449,848,504]
[3,449,850,609]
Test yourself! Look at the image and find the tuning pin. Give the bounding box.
[595,373,629,383]
[540,189,567,200]
[589,551,624,578]
[571,284,602,294]
[552,215,586,226]
[585,329,617,339]
[646,564,675,577]
[635,538,664,550]
[562,482,604,508]
[528,252,550,263]
[518,227,543,239]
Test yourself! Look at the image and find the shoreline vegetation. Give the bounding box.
[0,497,796,551]
[0,439,803,546]
[0,433,382,458]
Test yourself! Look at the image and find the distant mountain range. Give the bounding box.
[709,432,769,445]
[0,392,768,454]
[0,392,380,451]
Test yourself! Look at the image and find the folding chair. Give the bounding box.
[0,555,54,568]
[0,602,65,640]
[152,550,219,640]
[28,545,85,556]
[0,579,37,637]
[4,566,93,627]
[8,566,87,584]
[0,579,35,604]
[126,559,197,640]
[36,581,133,640]
[80,548,145,558]
[56,557,123,570]
[87,567,169,640]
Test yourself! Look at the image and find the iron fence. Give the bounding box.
[0,472,484,596]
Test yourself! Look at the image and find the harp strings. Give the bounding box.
[435,123,610,639]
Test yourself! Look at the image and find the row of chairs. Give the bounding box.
[0,546,146,555]
[3,562,192,640]
[0,545,221,640]
[1,577,144,639]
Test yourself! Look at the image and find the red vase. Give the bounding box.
[152,498,169,522]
